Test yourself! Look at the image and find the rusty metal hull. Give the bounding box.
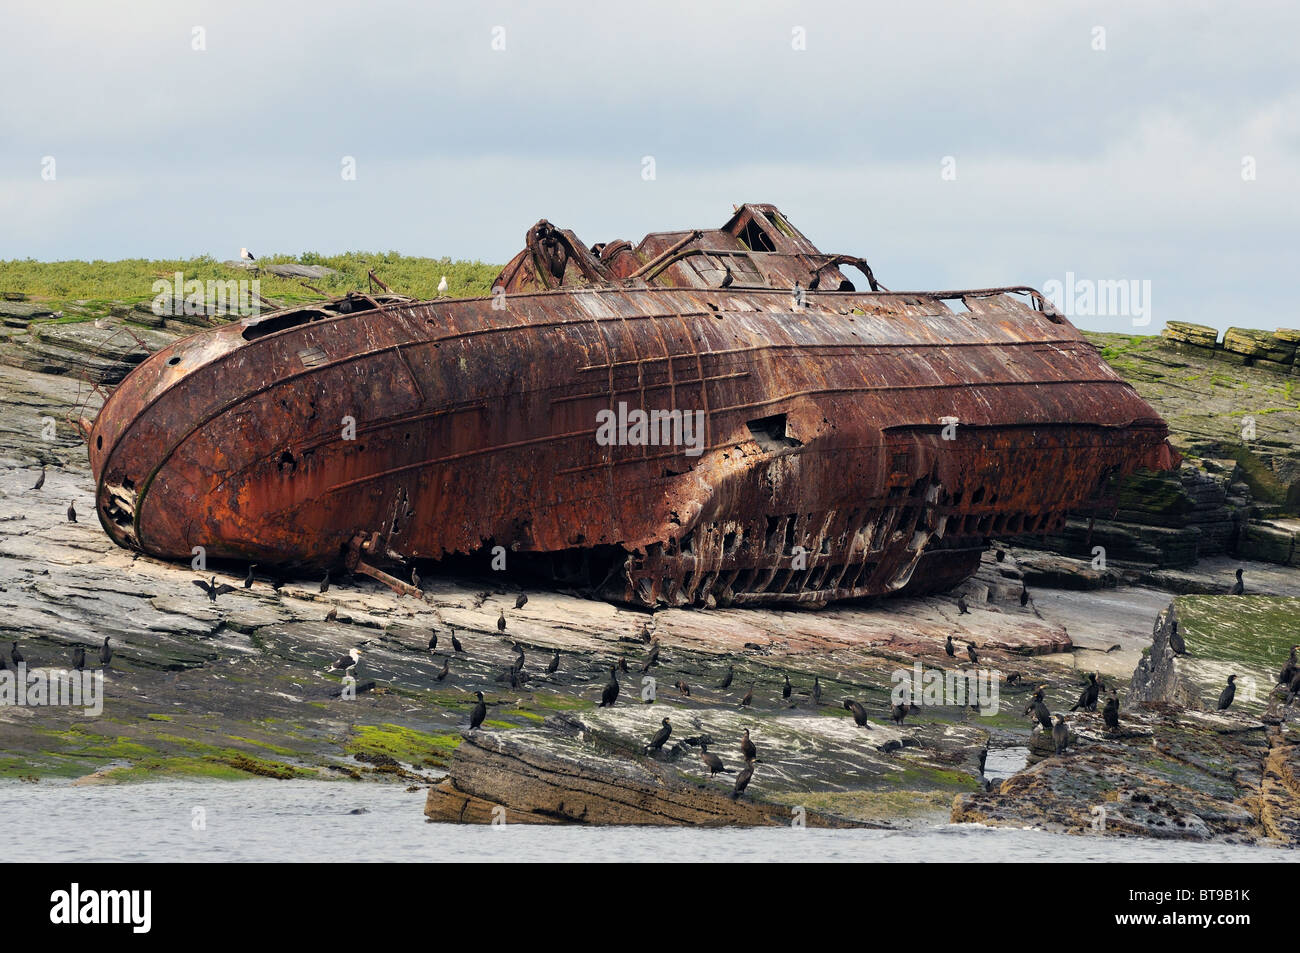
[88,209,1177,608]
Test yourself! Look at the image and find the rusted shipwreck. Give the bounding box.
[86,204,1178,607]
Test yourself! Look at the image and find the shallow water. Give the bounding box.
[0,780,1287,862]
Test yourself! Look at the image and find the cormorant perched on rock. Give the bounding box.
[843,699,870,727]
[326,648,361,676]
[1005,671,1023,686]
[1287,671,1300,705]
[637,623,652,643]
[717,665,734,689]
[731,758,755,800]
[469,691,487,730]
[499,665,518,689]
[436,657,449,681]
[1230,568,1244,596]
[1070,672,1100,712]
[1102,692,1120,731]
[699,743,727,778]
[891,702,911,725]
[515,592,528,610]
[67,501,77,523]
[966,642,979,665]
[1023,685,1045,713]
[1019,586,1029,607]
[740,683,754,708]
[1169,619,1186,656]
[1279,646,1299,686]
[645,717,672,754]
[1030,697,1052,732]
[324,607,338,622]
[546,649,560,674]
[945,635,956,658]
[782,673,792,699]
[319,571,331,594]
[32,467,45,490]
[957,595,969,615]
[11,642,23,666]
[244,564,256,589]
[1052,714,1069,755]
[675,679,690,696]
[451,628,464,653]
[428,630,438,651]
[72,645,85,671]
[512,643,526,673]
[995,548,1006,562]
[193,576,237,603]
[497,611,507,632]
[618,656,629,673]
[1217,674,1237,711]
[813,676,822,706]
[740,728,757,761]
[99,637,112,669]
[600,666,620,707]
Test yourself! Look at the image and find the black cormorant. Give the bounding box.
[32,467,45,490]
[470,691,487,730]
[1031,697,1052,732]
[740,683,754,708]
[957,595,969,615]
[11,642,23,666]
[513,643,526,673]
[995,548,1005,562]
[1230,568,1244,596]
[319,571,330,594]
[436,658,449,681]
[945,635,956,658]
[891,702,910,725]
[731,759,755,800]
[699,743,727,777]
[72,645,85,671]
[193,576,237,602]
[515,592,528,609]
[717,665,734,689]
[1278,645,1298,687]
[1102,693,1120,731]
[428,630,438,651]
[782,673,791,699]
[1020,586,1029,607]
[451,628,464,653]
[99,637,112,669]
[67,501,76,523]
[675,679,690,696]
[967,642,979,665]
[1217,674,1236,711]
[843,699,870,727]
[812,676,822,706]
[546,649,560,674]
[600,666,620,707]
[645,717,672,754]
[1052,714,1069,755]
[740,728,757,761]
[1070,672,1100,712]
[497,610,507,632]
[244,564,256,588]
[1169,619,1186,655]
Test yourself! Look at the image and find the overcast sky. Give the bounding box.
[2,0,1296,334]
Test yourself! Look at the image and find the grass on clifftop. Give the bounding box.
[0,252,502,309]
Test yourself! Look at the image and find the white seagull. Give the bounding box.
[240,248,256,262]
[326,647,362,676]
[437,276,448,295]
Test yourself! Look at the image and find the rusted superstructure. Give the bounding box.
[87,204,1178,607]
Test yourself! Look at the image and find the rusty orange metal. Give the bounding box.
[87,204,1177,607]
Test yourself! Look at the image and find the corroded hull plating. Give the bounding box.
[88,206,1177,607]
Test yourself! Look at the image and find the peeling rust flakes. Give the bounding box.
[87,204,1178,608]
